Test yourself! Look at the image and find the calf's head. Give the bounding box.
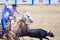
[48,31,54,37]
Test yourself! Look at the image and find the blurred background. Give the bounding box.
[0,0,60,40]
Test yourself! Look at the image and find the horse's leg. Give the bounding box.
[6,31,15,40]
[8,33,14,40]
[9,31,16,40]
[6,34,10,40]
[6,33,12,40]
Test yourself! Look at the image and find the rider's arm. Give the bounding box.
[15,8,20,14]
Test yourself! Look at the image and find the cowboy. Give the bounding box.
[2,4,20,38]
[9,4,20,20]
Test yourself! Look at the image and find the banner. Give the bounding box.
[39,0,43,2]
[34,0,49,4]
[58,0,60,2]
[22,0,26,2]
[17,0,32,4]
[6,0,9,2]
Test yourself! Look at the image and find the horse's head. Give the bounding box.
[48,31,54,37]
[22,12,33,23]
[27,15,33,23]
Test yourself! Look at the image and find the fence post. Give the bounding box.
[15,0,17,5]
[49,0,51,4]
[32,0,34,5]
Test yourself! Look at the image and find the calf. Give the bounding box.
[19,29,54,40]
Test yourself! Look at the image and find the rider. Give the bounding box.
[1,4,20,37]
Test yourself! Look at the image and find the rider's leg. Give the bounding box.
[1,19,6,36]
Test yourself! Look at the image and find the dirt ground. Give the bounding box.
[0,5,60,40]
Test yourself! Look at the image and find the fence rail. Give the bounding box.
[0,0,60,5]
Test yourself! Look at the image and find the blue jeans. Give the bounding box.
[1,19,6,36]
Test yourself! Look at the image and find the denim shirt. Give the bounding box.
[2,5,20,20]
[2,5,11,19]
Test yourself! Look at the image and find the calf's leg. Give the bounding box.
[44,37,49,40]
